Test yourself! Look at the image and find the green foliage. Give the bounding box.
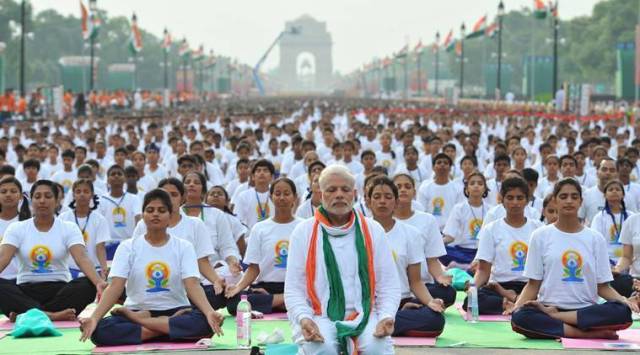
[439,0,640,96]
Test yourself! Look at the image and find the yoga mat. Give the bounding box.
[435,304,562,349]
[93,341,208,353]
[454,303,511,322]
[266,344,298,355]
[0,328,93,354]
[0,319,79,331]
[393,336,437,346]
[562,329,640,350]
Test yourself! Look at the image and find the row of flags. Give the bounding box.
[358,0,559,72]
[79,0,216,63]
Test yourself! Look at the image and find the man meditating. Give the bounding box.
[285,164,401,354]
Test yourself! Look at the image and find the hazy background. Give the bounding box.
[32,0,601,73]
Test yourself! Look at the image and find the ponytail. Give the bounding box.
[18,193,31,221]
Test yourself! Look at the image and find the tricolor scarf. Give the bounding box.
[306,206,376,355]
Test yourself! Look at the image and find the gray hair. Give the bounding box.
[318,164,356,191]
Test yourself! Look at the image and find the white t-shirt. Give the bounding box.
[578,186,605,224]
[110,235,200,311]
[59,210,111,270]
[295,199,318,219]
[244,217,303,283]
[0,216,19,279]
[133,215,215,261]
[97,193,142,242]
[51,169,77,195]
[396,210,445,284]
[476,218,543,283]
[2,218,84,284]
[180,207,239,280]
[443,201,487,249]
[590,210,633,263]
[623,183,640,213]
[524,224,612,310]
[226,213,248,242]
[386,220,424,299]
[234,188,275,230]
[417,180,461,230]
[620,213,640,277]
[483,203,541,227]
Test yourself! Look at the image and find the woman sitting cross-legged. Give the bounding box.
[79,189,224,346]
[369,176,445,337]
[510,178,638,340]
[225,178,302,314]
[462,177,542,315]
[0,180,107,321]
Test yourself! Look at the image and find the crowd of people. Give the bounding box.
[0,97,637,352]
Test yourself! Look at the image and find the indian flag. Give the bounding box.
[534,0,547,19]
[443,30,455,52]
[485,21,498,38]
[178,39,191,59]
[466,15,487,39]
[455,40,463,57]
[161,28,172,53]
[413,40,423,55]
[193,45,205,61]
[129,13,143,54]
[395,44,409,58]
[80,0,99,41]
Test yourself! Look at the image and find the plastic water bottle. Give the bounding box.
[236,295,252,349]
[467,281,479,323]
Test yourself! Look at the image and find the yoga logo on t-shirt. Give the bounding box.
[274,240,289,268]
[468,219,482,239]
[146,261,170,293]
[82,230,89,244]
[255,202,270,222]
[561,250,584,282]
[30,245,53,273]
[432,197,444,216]
[609,224,622,245]
[112,207,127,228]
[62,179,72,193]
[510,241,528,271]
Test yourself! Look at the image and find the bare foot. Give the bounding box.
[111,308,150,321]
[8,312,17,322]
[502,298,515,313]
[486,282,518,302]
[46,308,77,321]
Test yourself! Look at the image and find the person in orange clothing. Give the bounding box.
[0,90,15,122]
[15,95,26,119]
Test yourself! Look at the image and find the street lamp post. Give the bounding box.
[497,0,505,99]
[163,28,168,91]
[460,23,466,98]
[435,31,440,96]
[89,0,97,92]
[19,0,26,95]
[552,1,559,97]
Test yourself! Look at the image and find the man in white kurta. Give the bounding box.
[285,165,401,354]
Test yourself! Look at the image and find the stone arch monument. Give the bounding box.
[278,15,333,92]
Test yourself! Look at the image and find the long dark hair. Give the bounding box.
[68,179,99,211]
[0,177,31,221]
[208,185,234,215]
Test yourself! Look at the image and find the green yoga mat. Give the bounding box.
[0,329,93,354]
[210,317,293,350]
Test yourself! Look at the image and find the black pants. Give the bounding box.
[610,274,635,298]
[511,301,632,339]
[0,277,96,316]
[202,284,241,316]
[245,282,284,314]
[426,282,457,307]
[462,281,526,315]
[394,298,445,337]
